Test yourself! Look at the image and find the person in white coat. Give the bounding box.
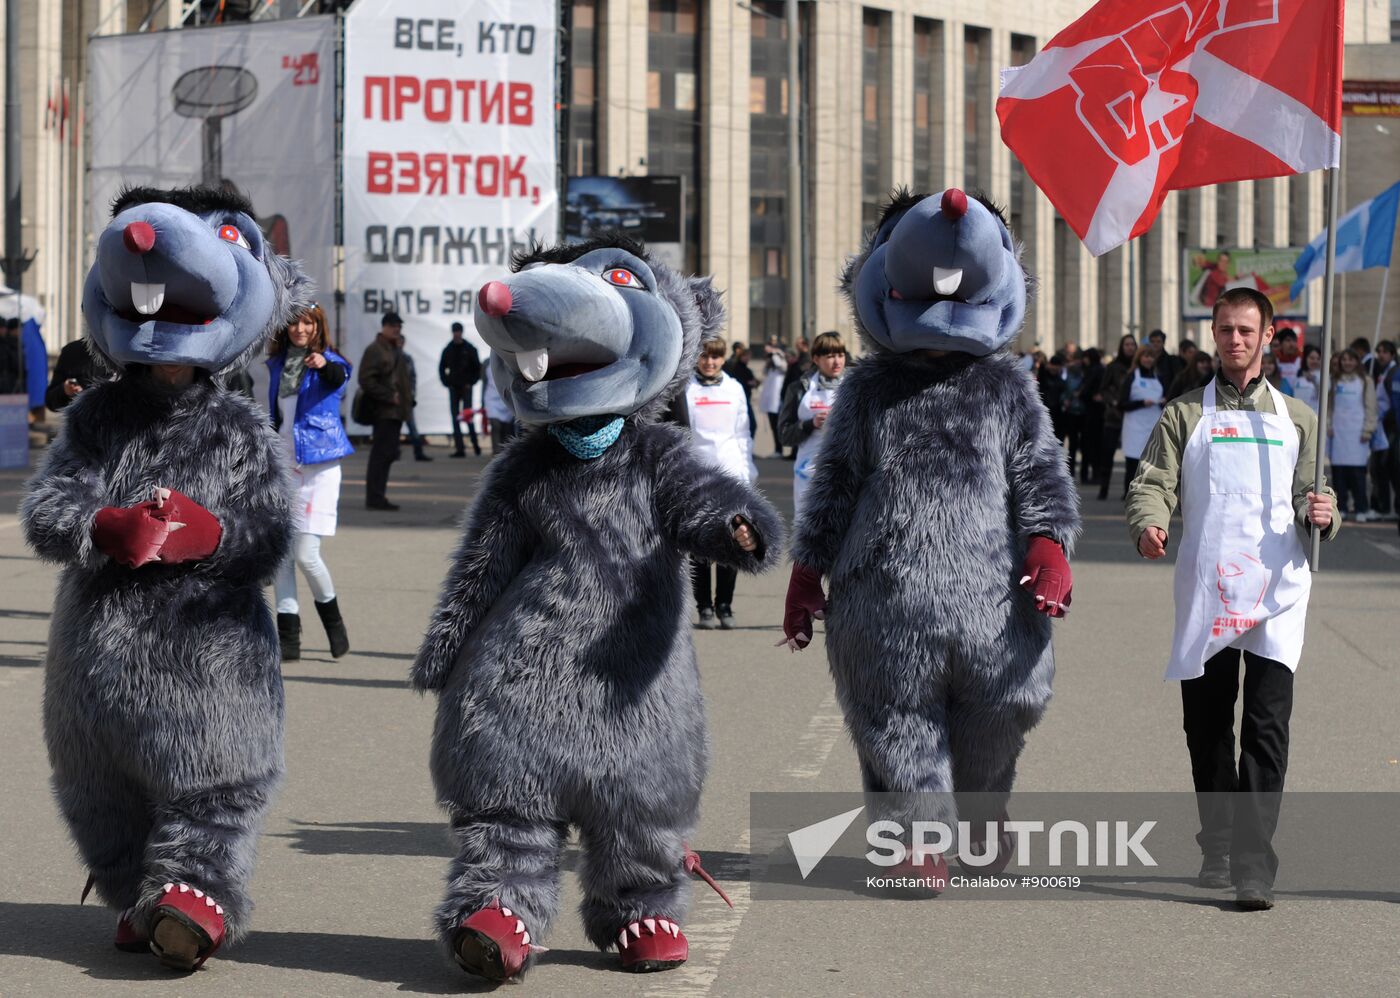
[1126,287,1337,912]
[674,337,760,629]
[1328,348,1378,521]
[758,337,789,458]
[1117,345,1167,498]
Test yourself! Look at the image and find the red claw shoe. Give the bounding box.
[114,908,149,952]
[887,849,950,898]
[958,812,1017,876]
[618,916,688,972]
[149,882,226,972]
[452,899,536,982]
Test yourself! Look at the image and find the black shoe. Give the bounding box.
[314,597,350,659]
[415,453,434,462]
[715,604,735,630]
[695,608,718,630]
[1234,882,1274,910]
[1197,854,1231,889]
[366,499,400,511]
[473,445,483,456]
[450,450,467,458]
[277,612,301,662]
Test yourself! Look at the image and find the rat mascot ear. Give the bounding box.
[689,276,726,341]
[267,251,316,333]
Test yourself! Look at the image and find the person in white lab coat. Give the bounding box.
[1126,287,1337,912]
[673,337,760,629]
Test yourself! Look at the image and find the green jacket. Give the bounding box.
[1125,372,1340,546]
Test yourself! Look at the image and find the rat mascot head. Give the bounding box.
[83,185,312,374]
[846,187,1028,356]
[473,234,723,426]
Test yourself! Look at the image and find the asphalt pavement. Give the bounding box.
[1,437,1397,997]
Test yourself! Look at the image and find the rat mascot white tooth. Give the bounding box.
[783,188,1081,883]
[21,185,310,971]
[412,236,783,981]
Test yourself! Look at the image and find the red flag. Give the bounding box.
[997,0,1344,256]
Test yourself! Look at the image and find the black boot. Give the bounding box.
[314,597,350,658]
[278,612,301,662]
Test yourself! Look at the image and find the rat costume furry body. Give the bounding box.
[786,189,1080,863]
[21,186,310,967]
[412,236,781,979]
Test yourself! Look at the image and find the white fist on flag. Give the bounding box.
[997,0,1344,256]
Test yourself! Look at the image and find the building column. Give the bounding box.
[598,0,648,176]
[700,0,749,344]
[932,19,961,192]
[986,28,1012,209]
[1256,176,1290,247]
[1099,245,1133,346]
[810,0,861,339]
[1289,171,1325,325]
[1144,192,1179,341]
[888,11,914,189]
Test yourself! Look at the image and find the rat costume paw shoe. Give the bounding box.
[888,851,950,897]
[957,812,1017,876]
[114,908,149,952]
[452,900,535,982]
[149,882,225,972]
[617,917,687,972]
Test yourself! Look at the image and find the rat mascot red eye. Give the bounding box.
[218,224,250,250]
[605,268,642,288]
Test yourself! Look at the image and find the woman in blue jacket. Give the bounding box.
[267,304,354,660]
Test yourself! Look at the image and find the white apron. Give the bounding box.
[279,394,342,536]
[793,376,839,516]
[1120,370,1164,460]
[1327,378,1369,467]
[685,375,757,483]
[1165,380,1310,680]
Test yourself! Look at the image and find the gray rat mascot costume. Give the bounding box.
[782,188,1080,883]
[411,235,782,981]
[21,186,308,970]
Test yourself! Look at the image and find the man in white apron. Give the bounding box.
[1126,288,1338,912]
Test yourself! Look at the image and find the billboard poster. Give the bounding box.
[87,18,338,333]
[1342,80,1400,117]
[343,0,558,431]
[1182,247,1308,321]
[563,175,684,270]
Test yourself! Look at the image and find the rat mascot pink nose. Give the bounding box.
[941,188,968,221]
[478,281,513,318]
[123,221,157,254]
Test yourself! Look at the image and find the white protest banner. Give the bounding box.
[87,17,337,342]
[344,1,558,432]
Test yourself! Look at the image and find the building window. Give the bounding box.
[749,0,808,344]
[648,0,702,271]
[963,26,990,191]
[862,8,891,231]
[564,0,601,177]
[913,18,944,194]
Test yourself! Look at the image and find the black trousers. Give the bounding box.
[1181,647,1294,886]
[366,418,402,505]
[768,412,783,457]
[448,386,481,454]
[1096,424,1121,497]
[691,558,737,610]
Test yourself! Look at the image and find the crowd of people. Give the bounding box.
[1023,331,1400,525]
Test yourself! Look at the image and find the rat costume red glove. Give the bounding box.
[1019,535,1071,617]
[780,563,827,651]
[92,489,222,568]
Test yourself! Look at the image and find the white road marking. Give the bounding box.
[644,829,752,998]
[781,691,846,779]
[1366,539,1400,560]
[647,690,846,996]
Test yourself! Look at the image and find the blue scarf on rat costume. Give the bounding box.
[548,415,625,460]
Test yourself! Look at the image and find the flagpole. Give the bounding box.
[1311,164,1341,571]
[1372,262,1391,347]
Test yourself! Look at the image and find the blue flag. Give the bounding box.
[1291,180,1400,301]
